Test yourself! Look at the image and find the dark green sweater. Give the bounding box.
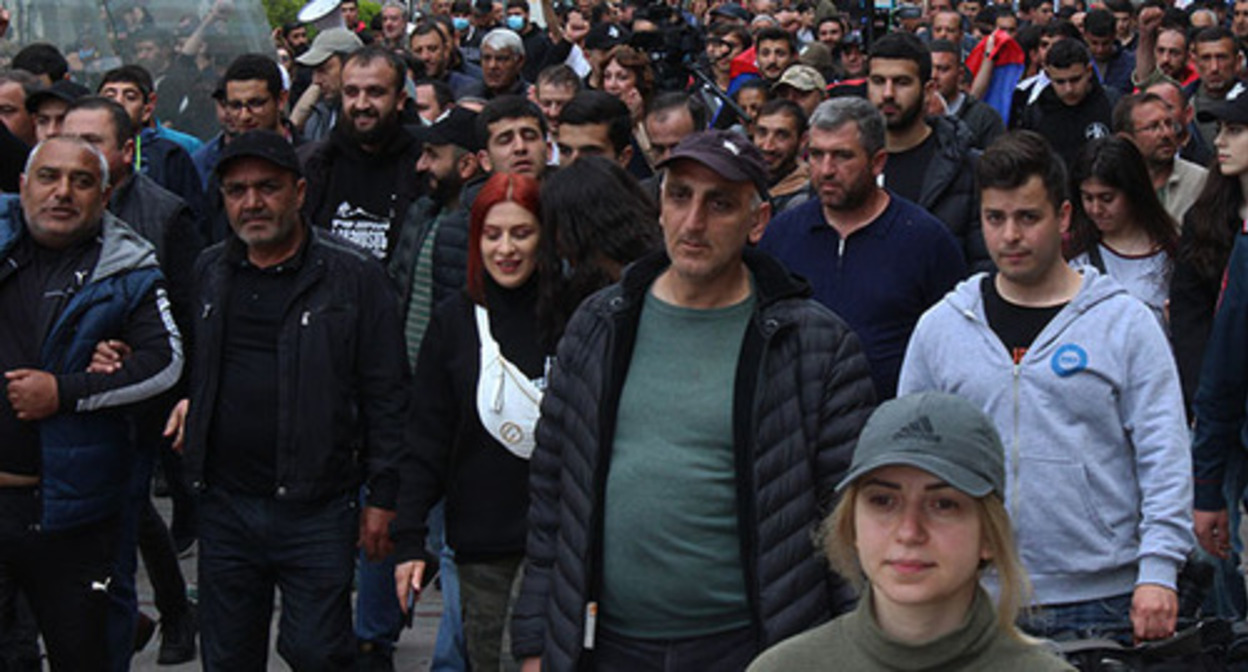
[747,587,1075,671]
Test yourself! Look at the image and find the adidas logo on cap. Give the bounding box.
[892,415,942,443]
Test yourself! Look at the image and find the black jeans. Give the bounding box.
[0,488,118,671]
[198,488,357,672]
[591,624,757,672]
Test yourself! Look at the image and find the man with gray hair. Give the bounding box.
[465,28,528,100]
[379,1,414,50]
[0,135,182,669]
[510,129,875,672]
[759,97,966,399]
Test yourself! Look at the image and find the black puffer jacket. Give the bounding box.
[510,248,876,671]
[387,195,471,324]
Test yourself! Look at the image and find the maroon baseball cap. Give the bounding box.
[655,130,771,200]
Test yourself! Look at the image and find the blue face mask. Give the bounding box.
[506,15,526,30]
[453,16,470,31]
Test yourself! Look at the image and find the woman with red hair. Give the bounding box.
[394,172,548,672]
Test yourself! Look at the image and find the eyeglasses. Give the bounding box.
[225,96,273,113]
[1134,120,1182,135]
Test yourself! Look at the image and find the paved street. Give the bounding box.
[129,497,442,671]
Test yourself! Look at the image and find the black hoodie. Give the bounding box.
[298,121,424,261]
[1017,75,1117,170]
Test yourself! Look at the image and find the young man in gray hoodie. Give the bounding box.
[897,131,1193,644]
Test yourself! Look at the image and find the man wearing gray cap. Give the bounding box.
[290,28,364,142]
[511,130,876,672]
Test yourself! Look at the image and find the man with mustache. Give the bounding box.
[0,135,182,669]
[299,47,423,263]
[169,130,408,669]
[1114,92,1207,225]
[759,98,966,400]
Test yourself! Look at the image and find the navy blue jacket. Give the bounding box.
[0,195,182,531]
[1192,231,1248,511]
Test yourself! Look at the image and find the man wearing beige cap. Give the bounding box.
[773,64,826,118]
[290,28,364,142]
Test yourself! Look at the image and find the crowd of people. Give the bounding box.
[3,0,1248,668]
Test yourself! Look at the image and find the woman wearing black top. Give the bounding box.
[394,172,547,672]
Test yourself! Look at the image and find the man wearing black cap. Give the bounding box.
[387,105,484,672]
[166,130,409,670]
[510,129,876,672]
[26,79,89,144]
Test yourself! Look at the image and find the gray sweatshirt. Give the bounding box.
[898,269,1193,606]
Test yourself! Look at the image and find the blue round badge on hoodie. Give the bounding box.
[1051,344,1088,377]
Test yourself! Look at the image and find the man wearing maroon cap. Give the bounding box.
[508,130,876,672]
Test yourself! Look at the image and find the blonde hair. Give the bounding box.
[822,482,1033,640]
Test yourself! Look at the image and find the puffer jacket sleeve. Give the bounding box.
[510,297,608,662]
[811,319,877,510]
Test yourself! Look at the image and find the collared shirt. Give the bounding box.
[206,234,308,495]
[758,193,966,397]
[1159,156,1208,227]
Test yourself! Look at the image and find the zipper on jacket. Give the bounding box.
[1010,362,1021,522]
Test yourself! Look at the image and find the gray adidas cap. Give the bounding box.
[837,392,1005,497]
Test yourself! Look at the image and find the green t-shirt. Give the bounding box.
[599,286,756,639]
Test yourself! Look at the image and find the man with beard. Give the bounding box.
[869,32,988,271]
[409,21,480,100]
[385,105,482,672]
[751,99,810,214]
[1114,93,1207,224]
[300,48,423,263]
[759,98,965,399]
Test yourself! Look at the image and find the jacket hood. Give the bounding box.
[945,267,1128,344]
[92,211,160,282]
[616,246,813,311]
[1037,73,1109,111]
[928,113,975,156]
[0,194,158,282]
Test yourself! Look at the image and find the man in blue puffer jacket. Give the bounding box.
[0,136,182,669]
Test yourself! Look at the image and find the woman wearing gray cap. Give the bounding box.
[749,393,1073,671]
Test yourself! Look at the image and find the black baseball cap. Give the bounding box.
[656,130,770,200]
[585,22,631,51]
[215,130,302,178]
[710,3,751,21]
[425,107,483,152]
[1197,81,1248,125]
[25,80,91,113]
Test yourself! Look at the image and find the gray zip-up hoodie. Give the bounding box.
[898,268,1193,606]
